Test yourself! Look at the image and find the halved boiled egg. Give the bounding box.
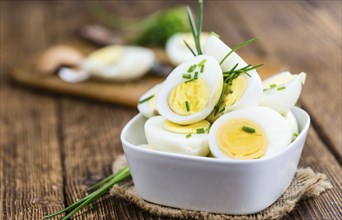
[261,71,306,114]
[144,116,210,156]
[204,34,263,121]
[284,110,299,141]
[209,106,291,160]
[137,83,163,118]
[82,45,155,81]
[166,32,210,66]
[156,55,223,125]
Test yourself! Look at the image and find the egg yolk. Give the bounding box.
[168,78,210,115]
[216,119,268,159]
[163,119,210,134]
[88,45,123,65]
[224,75,247,108]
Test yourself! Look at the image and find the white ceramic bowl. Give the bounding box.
[121,107,310,215]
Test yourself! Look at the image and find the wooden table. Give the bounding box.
[1,1,341,219]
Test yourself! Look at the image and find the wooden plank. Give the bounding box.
[0,2,65,219]
[231,1,342,160]
[0,85,65,220]
[59,98,178,219]
[48,1,177,219]
[285,127,342,219]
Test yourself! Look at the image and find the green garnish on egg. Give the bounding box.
[138,94,155,104]
[196,128,205,134]
[242,126,256,133]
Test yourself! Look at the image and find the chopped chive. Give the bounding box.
[220,38,257,65]
[277,86,286,91]
[182,73,191,79]
[186,133,192,138]
[185,101,190,112]
[138,95,154,104]
[210,32,220,38]
[185,78,196,83]
[229,90,233,94]
[187,64,197,73]
[219,106,226,113]
[196,128,205,134]
[242,126,256,133]
[270,84,277,88]
[183,40,196,56]
[200,65,205,73]
[293,133,299,137]
[194,71,199,79]
[198,59,207,66]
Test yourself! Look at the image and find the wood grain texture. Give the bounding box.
[1,1,341,220]
[286,127,342,219]
[231,1,342,161]
[1,2,65,220]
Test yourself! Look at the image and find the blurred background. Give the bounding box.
[1,0,341,147]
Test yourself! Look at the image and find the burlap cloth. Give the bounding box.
[110,154,332,219]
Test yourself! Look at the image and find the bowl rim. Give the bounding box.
[121,106,310,165]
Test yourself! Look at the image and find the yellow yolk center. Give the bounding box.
[168,78,210,115]
[216,119,268,159]
[163,119,210,134]
[88,45,123,65]
[223,75,247,108]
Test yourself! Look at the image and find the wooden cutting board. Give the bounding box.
[11,41,285,107]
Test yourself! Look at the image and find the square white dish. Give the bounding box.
[121,107,310,214]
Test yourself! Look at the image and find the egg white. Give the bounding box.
[166,32,210,66]
[144,116,210,156]
[157,55,223,125]
[82,45,155,81]
[284,110,299,141]
[204,34,263,113]
[137,83,163,118]
[208,106,291,160]
[261,72,306,114]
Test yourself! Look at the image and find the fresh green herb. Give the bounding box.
[186,133,192,138]
[182,73,192,79]
[214,82,228,116]
[229,90,233,94]
[185,101,190,112]
[138,94,155,104]
[220,38,257,65]
[185,0,203,55]
[187,64,197,73]
[223,63,263,85]
[293,132,299,137]
[200,65,205,73]
[198,59,207,66]
[43,167,131,220]
[196,128,205,134]
[277,86,286,91]
[89,4,190,46]
[183,40,197,56]
[194,71,199,79]
[270,84,277,88]
[210,31,220,38]
[242,126,256,133]
[219,106,226,113]
[185,78,196,83]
